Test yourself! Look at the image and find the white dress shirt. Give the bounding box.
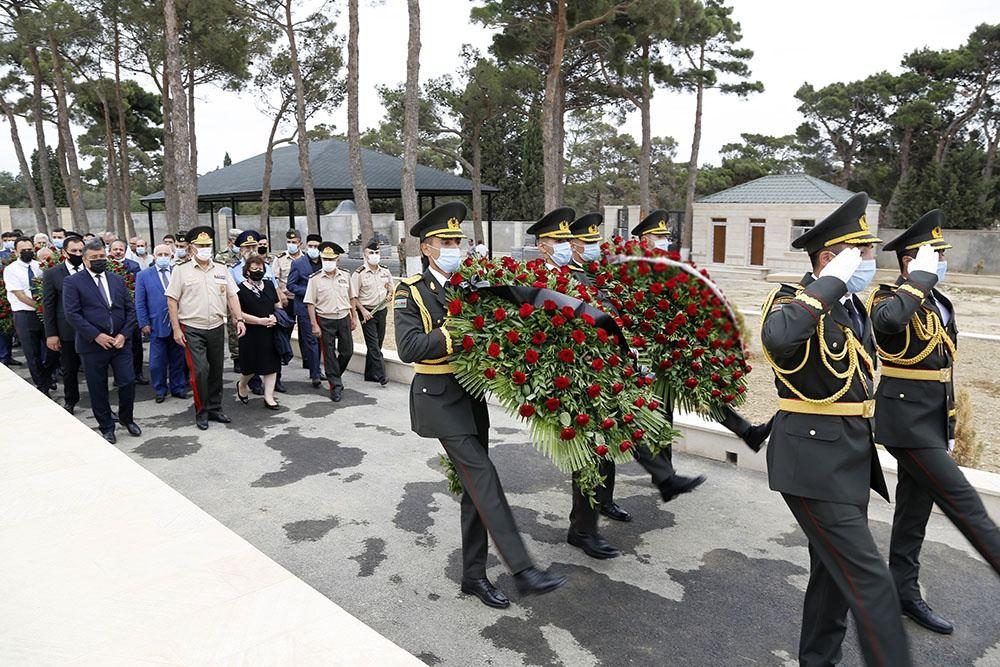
[88,268,113,306]
[3,259,41,312]
[65,260,84,275]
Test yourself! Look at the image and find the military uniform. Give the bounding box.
[869,211,999,626]
[631,208,673,252]
[305,242,354,400]
[351,243,394,384]
[761,193,911,667]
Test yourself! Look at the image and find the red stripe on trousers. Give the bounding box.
[181,325,202,413]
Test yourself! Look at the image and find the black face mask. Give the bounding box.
[247,270,265,281]
[89,259,108,274]
[258,247,268,255]
[19,249,34,263]
[67,254,84,267]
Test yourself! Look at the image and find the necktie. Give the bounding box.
[844,298,863,338]
[160,268,170,290]
[96,274,111,308]
[27,263,34,283]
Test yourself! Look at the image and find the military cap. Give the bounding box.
[631,209,671,237]
[176,231,187,242]
[227,227,243,240]
[792,192,881,253]
[410,201,468,240]
[306,233,323,244]
[186,226,215,246]
[526,207,575,240]
[318,241,345,259]
[365,239,379,251]
[883,209,951,253]
[286,229,301,240]
[570,212,603,242]
[235,229,263,247]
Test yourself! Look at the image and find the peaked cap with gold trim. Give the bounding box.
[235,229,263,247]
[526,207,575,240]
[631,209,671,237]
[318,241,345,259]
[186,226,215,247]
[883,209,951,253]
[791,192,881,253]
[410,201,467,240]
[570,212,603,242]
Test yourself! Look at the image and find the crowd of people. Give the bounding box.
[1,224,395,440]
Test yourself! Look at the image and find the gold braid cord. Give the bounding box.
[866,290,957,366]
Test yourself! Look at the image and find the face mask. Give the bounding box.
[155,257,172,269]
[136,247,146,255]
[258,246,268,255]
[248,269,265,281]
[434,247,462,274]
[549,242,573,267]
[19,249,34,263]
[654,238,671,252]
[366,251,380,265]
[53,238,64,249]
[2,241,13,251]
[322,260,337,273]
[287,243,299,254]
[581,243,601,262]
[89,259,107,274]
[306,247,320,259]
[67,254,84,267]
[845,259,877,293]
[936,260,948,284]
[196,247,213,261]
[174,248,188,260]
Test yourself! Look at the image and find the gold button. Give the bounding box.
[809,429,816,436]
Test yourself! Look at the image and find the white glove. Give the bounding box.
[948,438,955,453]
[819,246,862,284]
[909,244,938,276]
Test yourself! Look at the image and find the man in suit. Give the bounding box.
[287,233,324,387]
[869,211,999,634]
[42,233,86,413]
[136,244,189,403]
[394,202,567,609]
[108,238,147,386]
[63,238,141,444]
[761,193,911,666]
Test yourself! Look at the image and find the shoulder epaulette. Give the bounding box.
[175,258,192,266]
[355,266,364,273]
[309,269,323,278]
[402,274,423,285]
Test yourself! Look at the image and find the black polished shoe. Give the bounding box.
[195,412,209,430]
[311,378,322,388]
[330,389,342,402]
[658,473,707,502]
[135,376,149,385]
[274,380,287,393]
[236,388,249,404]
[514,567,568,597]
[379,377,388,386]
[600,502,632,523]
[902,599,954,635]
[5,358,21,366]
[101,429,117,444]
[208,411,231,424]
[263,401,281,411]
[155,394,166,404]
[120,421,142,437]
[171,391,188,400]
[460,578,510,609]
[567,530,621,559]
[63,402,76,414]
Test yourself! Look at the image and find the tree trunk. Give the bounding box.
[100,97,125,239]
[47,37,89,233]
[0,98,45,230]
[981,118,999,209]
[471,127,484,243]
[112,4,135,238]
[161,64,179,234]
[347,0,374,251]
[26,46,56,232]
[164,0,198,232]
[400,0,421,268]
[934,92,985,166]
[259,103,288,233]
[54,136,72,222]
[884,126,914,228]
[681,51,705,259]
[541,0,567,211]
[283,0,318,234]
[187,62,198,177]
[638,41,651,214]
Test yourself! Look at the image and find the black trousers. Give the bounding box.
[887,446,1000,601]
[58,337,81,406]
[359,307,387,381]
[569,461,615,535]
[441,431,533,580]
[783,494,911,667]
[80,344,135,433]
[318,315,353,391]
[633,441,675,486]
[183,325,225,415]
[13,310,55,390]
[132,328,144,378]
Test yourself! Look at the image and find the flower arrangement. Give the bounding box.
[107,260,136,299]
[444,256,676,500]
[32,252,62,319]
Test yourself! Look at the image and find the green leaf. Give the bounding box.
[559,411,571,427]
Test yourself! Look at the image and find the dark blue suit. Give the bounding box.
[113,257,145,378]
[136,264,188,398]
[62,268,137,433]
[287,255,322,379]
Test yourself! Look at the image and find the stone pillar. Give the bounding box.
[0,205,11,232]
[396,220,405,244]
[512,220,523,249]
[58,207,73,230]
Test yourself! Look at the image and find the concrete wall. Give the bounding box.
[876,228,1000,275]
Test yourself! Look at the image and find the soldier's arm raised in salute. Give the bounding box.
[869,244,939,334]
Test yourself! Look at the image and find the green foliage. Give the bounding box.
[0,171,30,206]
[31,147,67,207]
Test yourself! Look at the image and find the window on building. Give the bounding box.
[790,219,815,250]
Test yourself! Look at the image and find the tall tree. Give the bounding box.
[346,0,373,247]
[0,71,44,228]
[400,0,421,270]
[163,0,197,228]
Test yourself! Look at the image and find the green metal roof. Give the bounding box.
[696,174,877,205]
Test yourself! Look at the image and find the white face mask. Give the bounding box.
[654,238,671,252]
[322,260,337,273]
[136,246,146,255]
[196,247,213,261]
[434,247,462,274]
[174,248,187,259]
[548,241,573,267]
[287,243,299,255]
[366,251,380,265]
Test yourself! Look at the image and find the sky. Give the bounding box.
[1,0,997,179]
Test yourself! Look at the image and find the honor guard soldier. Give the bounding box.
[631,209,673,252]
[395,201,567,608]
[165,226,246,431]
[351,239,393,385]
[870,210,1000,634]
[761,193,912,666]
[305,242,355,402]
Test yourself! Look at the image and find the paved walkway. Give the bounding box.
[5,356,1000,666]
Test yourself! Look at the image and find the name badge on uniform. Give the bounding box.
[214,274,228,293]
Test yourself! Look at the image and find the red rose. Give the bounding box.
[449,273,464,286]
[494,307,507,322]
[519,403,536,418]
[591,358,604,371]
[619,440,633,453]
[648,400,660,410]
[575,414,590,426]
[506,331,520,344]
[519,303,535,318]
[571,329,586,344]
[524,349,540,364]
[557,348,574,363]
[531,331,547,345]
[472,315,485,330]
[484,368,497,379]
[560,427,577,440]
[634,397,646,408]
[543,299,558,312]
[545,397,561,411]
[587,384,601,398]
[461,335,474,351]
[631,429,645,441]
[595,444,609,456]
[601,417,615,430]
[611,382,624,394]
[561,305,575,318]
[684,377,699,388]
[554,375,570,390]
[622,413,635,424]
[448,299,463,316]
[511,370,527,385]
[551,314,566,327]
[487,342,501,358]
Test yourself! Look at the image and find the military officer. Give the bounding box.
[257,235,276,263]
[287,233,325,387]
[351,239,394,385]
[869,210,999,634]
[305,242,355,402]
[395,201,567,608]
[172,231,189,263]
[230,230,276,285]
[273,230,303,298]
[631,209,674,252]
[215,227,242,266]
[761,192,911,666]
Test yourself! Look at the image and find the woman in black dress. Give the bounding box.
[236,255,282,408]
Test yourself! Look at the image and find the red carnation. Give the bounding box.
[560,427,577,441]
[543,299,558,312]
[554,375,570,390]
[484,368,497,379]
[449,273,464,286]
[631,429,645,441]
[596,328,609,342]
[472,315,485,330]
[506,331,520,344]
[595,444,609,457]
[461,335,474,351]
[648,400,660,410]
[619,440,633,453]
[519,404,536,418]
[622,413,635,424]
[571,329,586,344]
[608,354,620,367]
[557,348,574,363]
[634,397,646,408]
[487,342,501,358]
[561,305,576,318]
[586,384,601,398]
[691,361,703,371]
[611,382,624,394]
[467,292,480,304]
[591,358,604,371]
[601,417,616,430]
[551,314,566,327]
[575,414,590,426]
[494,307,507,322]
[519,303,535,318]
[545,397,561,411]
[524,349,540,364]
[581,313,595,325]
[448,299,463,316]
[684,377,699,388]
[531,331,547,345]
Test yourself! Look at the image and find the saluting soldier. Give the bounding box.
[761,193,911,666]
[305,242,355,402]
[869,210,999,635]
[394,201,567,609]
[165,226,246,431]
[351,239,394,385]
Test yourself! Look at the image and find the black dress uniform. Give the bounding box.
[761,193,911,667]
[870,211,999,632]
[394,202,566,608]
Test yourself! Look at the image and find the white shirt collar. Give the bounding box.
[428,266,449,288]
